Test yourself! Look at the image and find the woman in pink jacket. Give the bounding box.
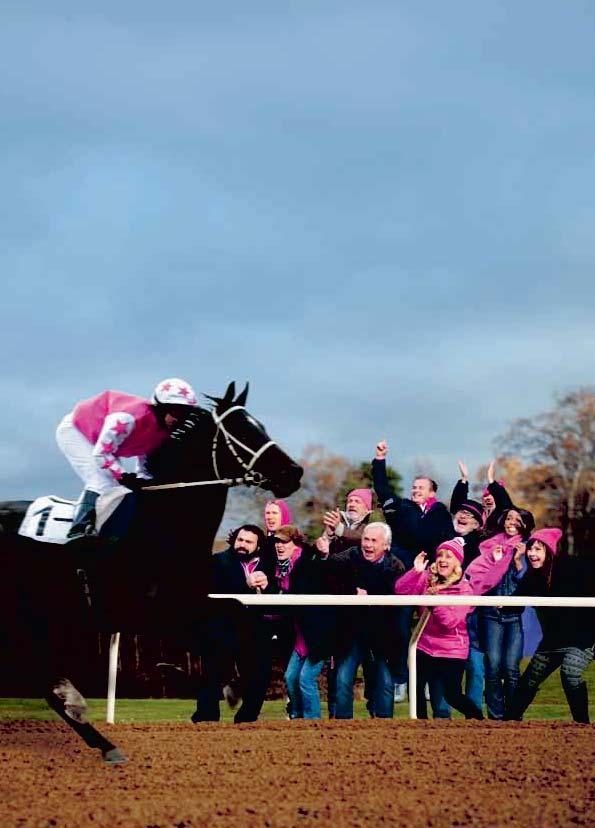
[396,536,504,719]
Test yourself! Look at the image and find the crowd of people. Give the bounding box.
[191,442,594,725]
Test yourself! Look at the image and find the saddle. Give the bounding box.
[18,488,134,544]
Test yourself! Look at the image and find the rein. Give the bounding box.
[143,405,276,492]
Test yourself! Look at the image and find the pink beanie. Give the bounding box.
[264,499,293,525]
[436,537,465,563]
[528,527,562,556]
[347,488,373,512]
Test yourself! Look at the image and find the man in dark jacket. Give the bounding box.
[321,522,405,719]
[372,442,453,568]
[372,440,453,704]
[191,524,275,723]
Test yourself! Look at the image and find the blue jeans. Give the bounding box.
[335,642,394,719]
[465,645,485,712]
[284,650,325,719]
[483,612,523,720]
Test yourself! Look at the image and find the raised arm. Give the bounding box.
[450,460,469,514]
[372,441,402,511]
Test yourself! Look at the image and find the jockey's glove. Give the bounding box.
[120,473,145,492]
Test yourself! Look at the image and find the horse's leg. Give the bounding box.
[45,678,127,764]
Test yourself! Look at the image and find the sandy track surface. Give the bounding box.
[1,720,594,828]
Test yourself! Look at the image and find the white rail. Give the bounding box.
[105,594,595,723]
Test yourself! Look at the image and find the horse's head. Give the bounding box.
[147,381,303,499]
[206,381,303,498]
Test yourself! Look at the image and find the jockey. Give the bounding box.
[56,378,199,539]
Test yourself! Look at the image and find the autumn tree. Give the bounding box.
[499,388,595,556]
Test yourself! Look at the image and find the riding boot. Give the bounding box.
[504,682,539,721]
[564,682,590,724]
[67,489,99,539]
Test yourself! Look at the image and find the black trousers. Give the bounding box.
[193,610,272,723]
[416,650,483,720]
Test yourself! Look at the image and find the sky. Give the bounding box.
[1,1,594,505]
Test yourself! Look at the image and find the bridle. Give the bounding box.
[211,405,276,486]
[144,404,277,492]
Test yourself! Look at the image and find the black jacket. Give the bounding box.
[516,557,595,651]
[273,544,335,662]
[324,545,405,668]
[450,478,513,540]
[372,459,453,566]
[210,547,277,595]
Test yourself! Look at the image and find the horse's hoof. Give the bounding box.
[102,747,128,765]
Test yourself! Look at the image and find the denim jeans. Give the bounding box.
[483,611,523,720]
[465,645,485,712]
[335,641,394,719]
[284,650,325,719]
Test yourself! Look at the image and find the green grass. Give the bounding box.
[1,661,594,723]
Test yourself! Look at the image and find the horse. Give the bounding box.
[0,381,302,763]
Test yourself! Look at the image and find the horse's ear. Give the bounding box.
[222,381,236,405]
[235,382,249,407]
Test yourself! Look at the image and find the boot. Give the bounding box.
[564,682,590,724]
[67,489,99,539]
[505,682,539,721]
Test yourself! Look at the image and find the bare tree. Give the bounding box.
[500,388,595,555]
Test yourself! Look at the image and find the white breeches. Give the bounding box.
[56,413,118,496]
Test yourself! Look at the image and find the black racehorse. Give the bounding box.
[0,382,302,763]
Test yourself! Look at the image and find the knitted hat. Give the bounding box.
[273,524,303,543]
[436,536,466,563]
[456,499,484,525]
[347,488,373,512]
[528,527,562,556]
[264,499,293,525]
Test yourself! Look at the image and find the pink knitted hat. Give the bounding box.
[347,488,373,512]
[436,537,466,563]
[264,499,293,525]
[528,527,562,556]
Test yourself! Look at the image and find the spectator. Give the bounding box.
[448,465,486,715]
[272,525,334,719]
[474,507,535,720]
[502,528,594,723]
[396,537,506,720]
[316,488,373,556]
[322,522,405,719]
[372,440,453,705]
[191,524,275,724]
[314,488,374,715]
[372,441,452,568]
[263,500,293,536]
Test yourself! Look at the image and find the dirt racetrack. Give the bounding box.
[1,720,594,828]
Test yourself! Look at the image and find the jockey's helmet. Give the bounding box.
[152,378,198,407]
